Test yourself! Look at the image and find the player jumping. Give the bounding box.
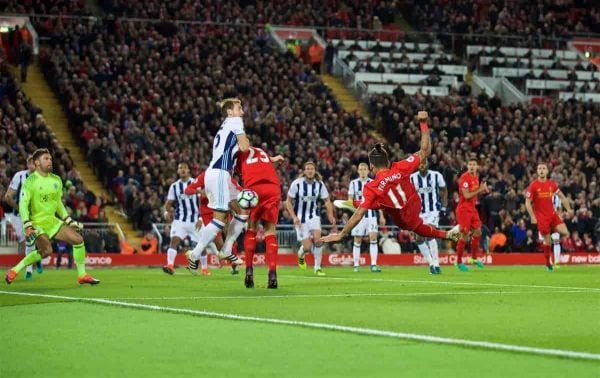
[5,149,99,285]
[186,98,248,272]
[454,158,489,272]
[322,112,460,248]
[237,146,284,288]
[526,163,572,271]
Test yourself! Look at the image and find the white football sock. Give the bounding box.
[190,219,225,260]
[428,239,439,267]
[208,242,219,255]
[25,244,34,273]
[417,241,432,265]
[221,214,248,256]
[369,241,378,266]
[167,247,177,266]
[553,242,561,264]
[298,245,305,257]
[313,244,323,270]
[352,242,361,266]
[199,254,208,269]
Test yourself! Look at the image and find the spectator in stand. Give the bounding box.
[139,232,158,255]
[489,227,507,252]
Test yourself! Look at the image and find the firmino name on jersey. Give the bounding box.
[378,173,402,191]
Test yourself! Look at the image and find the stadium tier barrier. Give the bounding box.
[0,252,598,267]
[493,67,599,80]
[331,40,442,51]
[353,72,458,87]
[364,83,449,96]
[467,46,580,60]
[479,56,594,70]
[558,92,600,102]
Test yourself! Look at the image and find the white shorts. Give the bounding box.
[204,169,239,211]
[170,219,200,242]
[351,216,378,236]
[420,211,440,227]
[296,217,321,241]
[7,213,25,243]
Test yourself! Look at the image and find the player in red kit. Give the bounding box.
[455,158,489,272]
[526,163,572,271]
[322,111,461,246]
[237,146,284,289]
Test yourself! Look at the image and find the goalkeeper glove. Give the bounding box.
[64,216,83,232]
[23,221,39,246]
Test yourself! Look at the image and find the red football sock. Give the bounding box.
[244,229,257,268]
[543,244,551,266]
[471,236,480,259]
[265,234,278,272]
[414,223,446,239]
[456,239,466,263]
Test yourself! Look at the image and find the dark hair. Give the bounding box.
[368,143,390,168]
[178,162,189,168]
[467,157,478,163]
[219,98,241,117]
[32,148,51,161]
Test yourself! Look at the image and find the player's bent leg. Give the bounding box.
[164,236,181,275]
[551,232,561,267]
[6,234,48,284]
[244,225,257,289]
[219,206,247,266]
[468,228,484,268]
[264,223,278,288]
[54,225,100,285]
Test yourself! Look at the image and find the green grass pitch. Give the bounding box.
[1,265,599,377]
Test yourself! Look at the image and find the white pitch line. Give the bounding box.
[1,290,599,361]
[107,289,594,301]
[281,275,600,292]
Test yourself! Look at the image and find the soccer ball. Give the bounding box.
[237,189,259,209]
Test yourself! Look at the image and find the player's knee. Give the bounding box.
[39,245,52,257]
[473,229,482,236]
[551,233,560,243]
[72,233,84,245]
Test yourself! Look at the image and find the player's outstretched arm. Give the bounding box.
[4,187,18,210]
[270,155,285,165]
[322,207,366,243]
[236,134,250,152]
[525,197,537,224]
[415,111,431,161]
[556,190,573,215]
[462,182,488,199]
[285,196,300,226]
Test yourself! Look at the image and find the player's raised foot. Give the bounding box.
[5,269,17,284]
[353,266,360,273]
[267,271,278,289]
[78,274,100,285]
[218,252,244,267]
[162,264,174,275]
[370,265,382,273]
[546,264,553,272]
[185,250,199,275]
[469,257,485,268]
[25,271,33,280]
[201,268,211,276]
[434,266,442,274]
[446,225,461,242]
[455,262,469,272]
[315,269,326,277]
[244,267,254,288]
[36,261,43,274]
[333,199,357,213]
[429,265,436,275]
[298,255,306,270]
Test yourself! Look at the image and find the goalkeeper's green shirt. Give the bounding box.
[19,171,68,226]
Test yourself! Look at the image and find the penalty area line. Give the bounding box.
[1,290,599,361]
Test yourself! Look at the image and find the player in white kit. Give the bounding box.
[347,163,386,273]
[410,159,447,274]
[162,162,203,275]
[3,156,41,280]
[187,98,248,272]
[550,194,562,267]
[285,162,336,276]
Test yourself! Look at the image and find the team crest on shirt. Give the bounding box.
[53,183,58,189]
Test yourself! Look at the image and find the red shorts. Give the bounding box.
[383,195,423,231]
[200,210,214,226]
[249,183,281,225]
[536,212,563,236]
[457,206,481,233]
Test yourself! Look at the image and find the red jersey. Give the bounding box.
[458,172,479,209]
[236,147,281,189]
[526,179,559,219]
[360,154,420,210]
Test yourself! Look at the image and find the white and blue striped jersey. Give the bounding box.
[552,193,562,211]
[410,170,446,215]
[348,178,377,218]
[167,178,200,223]
[208,116,245,172]
[8,169,30,215]
[288,177,329,223]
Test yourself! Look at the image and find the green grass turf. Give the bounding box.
[0,265,599,377]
